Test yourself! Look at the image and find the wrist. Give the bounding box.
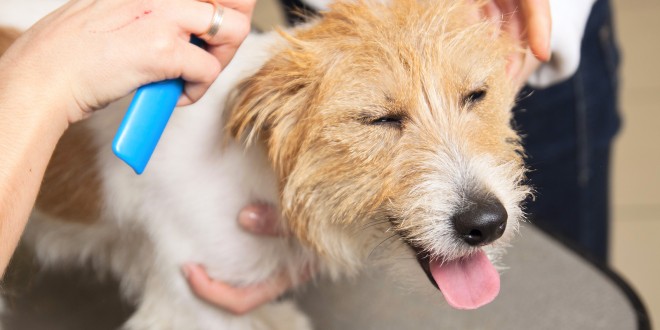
[0,29,82,127]
[0,61,73,132]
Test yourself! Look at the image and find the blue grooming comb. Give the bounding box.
[112,37,205,174]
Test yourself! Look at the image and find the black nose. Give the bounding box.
[452,196,507,246]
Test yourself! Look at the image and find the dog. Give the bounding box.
[0,0,529,328]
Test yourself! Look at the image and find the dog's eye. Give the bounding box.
[463,89,487,106]
[370,116,403,128]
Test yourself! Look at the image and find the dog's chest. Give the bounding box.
[86,33,302,285]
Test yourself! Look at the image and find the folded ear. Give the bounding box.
[226,33,321,176]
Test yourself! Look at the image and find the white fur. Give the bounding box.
[2,1,529,328]
[24,33,317,329]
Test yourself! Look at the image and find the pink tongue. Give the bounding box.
[430,250,500,310]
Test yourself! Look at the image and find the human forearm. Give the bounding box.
[0,74,68,275]
[0,0,255,277]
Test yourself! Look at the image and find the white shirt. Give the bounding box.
[529,0,598,87]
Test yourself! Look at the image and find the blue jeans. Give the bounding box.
[513,0,621,263]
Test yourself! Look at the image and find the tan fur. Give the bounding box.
[228,0,524,256]
[35,122,102,224]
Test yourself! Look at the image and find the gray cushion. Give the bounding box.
[297,225,640,330]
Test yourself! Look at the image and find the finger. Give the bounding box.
[238,203,286,237]
[178,80,214,106]
[175,40,222,105]
[206,43,242,74]
[217,0,257,17]
[183,264,293,315]
[176,3,250,47]
[193,6,250,69]
[520,0,551,61]
[201,6,251,49]
[172,0,217,37]
[170,2,249,70]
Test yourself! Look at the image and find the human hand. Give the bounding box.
[0,0,254,124]
[479,0,551,86]
[183,204,309,315]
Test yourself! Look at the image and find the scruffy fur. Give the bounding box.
[2,0,529,328]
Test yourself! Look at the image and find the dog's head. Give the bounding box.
[228,0,529,309]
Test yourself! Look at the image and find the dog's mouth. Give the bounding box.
[407,241,500,310]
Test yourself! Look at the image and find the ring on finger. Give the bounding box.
[198,0,224,42]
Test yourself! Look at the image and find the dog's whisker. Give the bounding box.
[388,257,418,261]
[367,233,401,260]
[356,219,391,232]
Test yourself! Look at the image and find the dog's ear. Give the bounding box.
[226,33,321,175]
[0,27,21,55]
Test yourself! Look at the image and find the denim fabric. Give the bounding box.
[513,0,621,263]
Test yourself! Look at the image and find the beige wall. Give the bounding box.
[611,0,660,326]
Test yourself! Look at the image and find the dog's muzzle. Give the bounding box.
[399,195,508,310]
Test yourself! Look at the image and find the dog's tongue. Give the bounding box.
[430,250,500,310]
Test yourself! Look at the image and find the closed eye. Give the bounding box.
[370,115,404,128]
[372,116,402,124]
[463,89,487,106]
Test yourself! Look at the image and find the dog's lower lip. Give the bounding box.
[391,222,438,288]
[395,227,441,289]
[415,251,439,289]
[405,241,439,289]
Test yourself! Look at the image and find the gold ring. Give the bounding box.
[199,0,224,42]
